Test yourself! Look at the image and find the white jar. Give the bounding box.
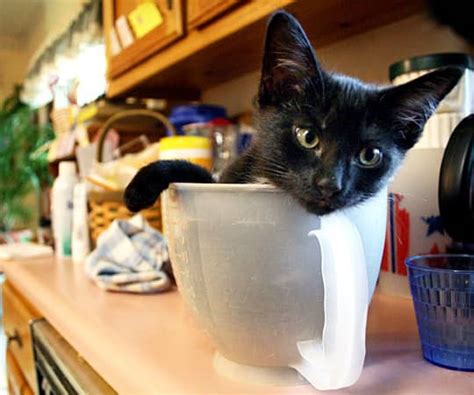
[390,53,474,149]
[51,162,78,259]
[72,182,90,263]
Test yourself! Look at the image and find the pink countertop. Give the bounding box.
[3,257,473,394]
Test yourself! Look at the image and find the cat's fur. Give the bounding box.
[125,11,463,215]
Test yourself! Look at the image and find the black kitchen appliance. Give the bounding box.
[439,114,474,243]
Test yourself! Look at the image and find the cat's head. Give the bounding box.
[253,11,464,215]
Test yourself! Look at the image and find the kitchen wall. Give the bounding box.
[0,41,27,100]
[0,0,84,101]
[203,13,472,116]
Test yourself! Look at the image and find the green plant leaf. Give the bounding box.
[0,87,54,231]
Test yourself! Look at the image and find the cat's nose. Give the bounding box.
[315,176,342,197]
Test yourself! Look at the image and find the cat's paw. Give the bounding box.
[124,164,166,212]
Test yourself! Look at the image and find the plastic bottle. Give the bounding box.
[72,182,90,263]
[51,162,78,259]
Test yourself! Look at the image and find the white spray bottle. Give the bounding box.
[51,161,78,259]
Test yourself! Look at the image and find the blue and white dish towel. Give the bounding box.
[85,214,171,293]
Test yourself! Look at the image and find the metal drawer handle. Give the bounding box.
[6,329,23,348]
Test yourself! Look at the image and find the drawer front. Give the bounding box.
[6,350,34,395]
[3,281,40,392]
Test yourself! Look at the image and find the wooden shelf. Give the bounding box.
[106,0,425,99]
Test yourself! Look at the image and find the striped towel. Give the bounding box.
[85,214,171,293]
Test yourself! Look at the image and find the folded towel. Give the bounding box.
[85,214,171,293]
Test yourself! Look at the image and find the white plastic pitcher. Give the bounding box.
[163,184,387,390]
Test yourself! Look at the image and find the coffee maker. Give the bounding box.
[439,114,474,245]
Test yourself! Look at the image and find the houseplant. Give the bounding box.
[0,86,54,232]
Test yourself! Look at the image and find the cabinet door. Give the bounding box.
[3,282,40,393]
[6,350,34,395]
[106,0,184,78]
[187,0,241,30]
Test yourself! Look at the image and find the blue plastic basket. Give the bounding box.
[406,254,474,371]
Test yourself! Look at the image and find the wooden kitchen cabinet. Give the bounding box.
[3,281,41,395]
[6,351,33,395]
[187,0,242,30]
[105,0,185,79]
[104,0,425,99]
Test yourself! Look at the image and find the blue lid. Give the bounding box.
[169,104,227,133]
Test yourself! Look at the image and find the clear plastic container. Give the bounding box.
[406,254,474,371]
[163,183,388,390]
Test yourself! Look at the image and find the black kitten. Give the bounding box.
[125,11,463,215]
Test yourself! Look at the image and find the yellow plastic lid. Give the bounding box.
[159,136,212,151]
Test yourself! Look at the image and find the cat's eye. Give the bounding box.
[358,147,383,168]
[294,127,320,149]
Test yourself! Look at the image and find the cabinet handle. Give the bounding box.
[167,0,173,10]
[6,329,23,348]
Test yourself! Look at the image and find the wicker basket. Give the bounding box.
[88,109,175,246]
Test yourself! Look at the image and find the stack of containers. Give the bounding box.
[159,107,216,236]
[168,103,241,179]
[380,53,474,295]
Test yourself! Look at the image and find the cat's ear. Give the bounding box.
[258,10,324,106]
[380,67,464,149]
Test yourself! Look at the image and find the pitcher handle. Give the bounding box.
[290,213,369,390]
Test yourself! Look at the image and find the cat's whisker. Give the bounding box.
[261,159,288,172]
[264,165,288,174]
[262,170,288,180]
[261,162,289,174]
